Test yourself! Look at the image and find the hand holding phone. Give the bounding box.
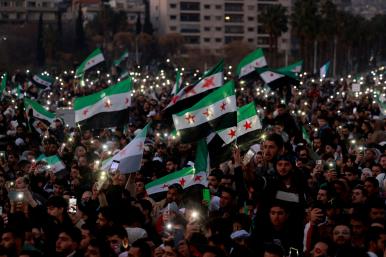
[109,160,120,174]
[243,149,256,166]
[68,197,77,214]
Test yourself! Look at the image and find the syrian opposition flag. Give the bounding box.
[101,124,149,174]
[75,48,105,78]
[217,102,262,145]
[258,68,300,90]
[37,155,66,174]
[171,69,182,95]
[0,73,7,95]
[113,50,129,67]
[32,74,54,88]
[145,139,208,195]
[165,60,224,114]
[11,84,23,99]
[278,60,303,74]
[302,126,312,145]
[24,98,55,124]
[172,80,237,143]
[236,48,267,78]
[74,77,132,129]
[320,61,330,78]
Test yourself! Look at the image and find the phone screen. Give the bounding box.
[109,160,120,173]
[68,197,77,214]
[8,191,24,202]
[202,188,211,202]
[243,149,256,166]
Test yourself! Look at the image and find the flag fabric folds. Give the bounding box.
[74,77,132,129]
[101,124,149,174]
[145,139,208,195]
[236,49,267,78]
[172,80,237,143]
[32,74,55,88]
[37,155,66,174]
[75,48,105,78]
[113,50,129,67]
[24,98,55,124]
[171,69,182,96]
[302,126,312,145]
[277,60,303,74]
[165,60,224,114]
[320,61,330,78]
[1,73,7,95]
[258,68,300,90]
[217,102,262,145]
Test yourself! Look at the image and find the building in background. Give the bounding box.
[149,0,292,55]
[0,0,144,25]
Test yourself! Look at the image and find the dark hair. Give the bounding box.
[209,169,223,181]
[219,186,236,199]
[46,196,68,209]
[364,177,379,188]
[131,238,152,257]
[58,226,82,244]
[264,243,284,257]
[203,245,226,257]
[364,227,386,248]
[106,225,127,239]
[168,183,183,194]
[265,134,284,150]
[136,199,153,213]
[188,232,208,254]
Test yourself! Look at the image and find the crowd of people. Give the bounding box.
[0,63,385,257]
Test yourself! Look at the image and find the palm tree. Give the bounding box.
[259,4,288,66]
[291,0,320,71]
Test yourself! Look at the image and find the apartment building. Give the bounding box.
[150,0,292,53]
[0,0,144,25]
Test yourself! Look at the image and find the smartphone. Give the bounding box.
[109,160,120,174]
[0,151,5,160]
[316,160,322,165]
[8,191,24,202]
[68,197,77,214]
[243,149,256,166]
[202,188,211,202]
[0,206,3,216]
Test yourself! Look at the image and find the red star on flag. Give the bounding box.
[171,95,180,104]
[83,109,89,116]
[270,72,275,77]
[51,167,56,172]
[104,101,112,108]
[202,77,215,89]
[220,102,227,111]
[194,175,202,182]
[125,98,130,104]
[184,85,197,96]
[161,184,169,189]
[179,177,186,187]
[202,109,212,117]
[244,120,252,130]
[185,114,196,124]
[228,129,236,138]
